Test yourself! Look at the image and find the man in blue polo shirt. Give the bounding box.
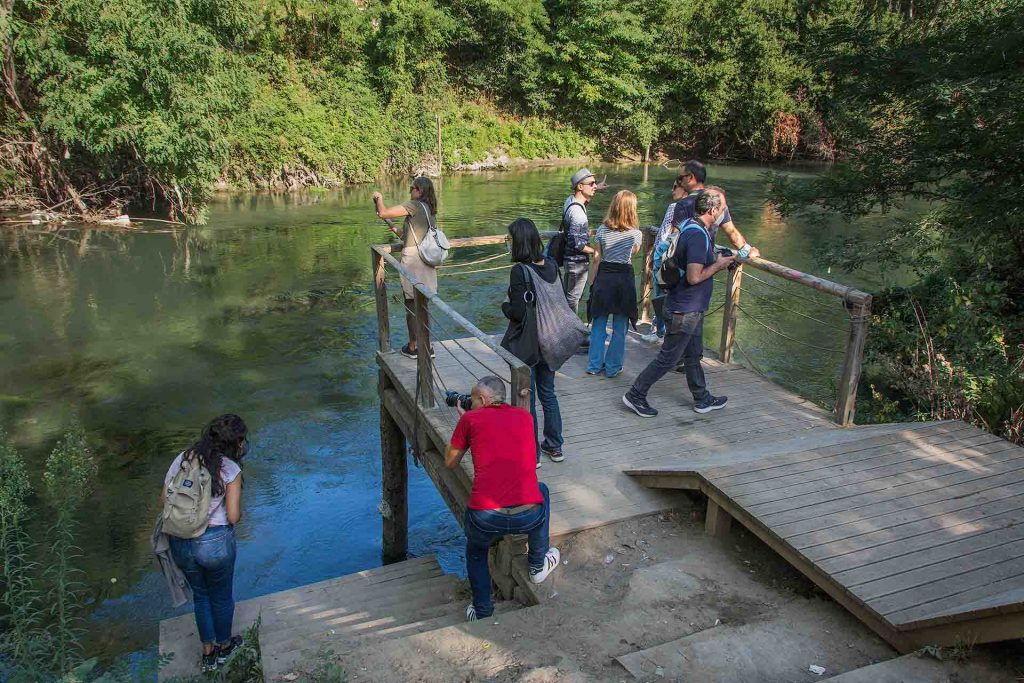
[623,190,735,417]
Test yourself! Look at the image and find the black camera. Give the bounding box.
[716,246,734,257]
[444,390,473,411]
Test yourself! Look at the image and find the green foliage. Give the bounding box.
[0,426,106,682]
[0,431,47,679]
[4,0,988,219]
[771,0,1024,439]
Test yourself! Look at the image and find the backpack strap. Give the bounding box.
[560,201,585,233]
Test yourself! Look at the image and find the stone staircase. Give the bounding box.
[158,555,483,681]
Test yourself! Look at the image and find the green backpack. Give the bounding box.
[162,453,213,539]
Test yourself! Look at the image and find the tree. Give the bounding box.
[771,0,1024,439]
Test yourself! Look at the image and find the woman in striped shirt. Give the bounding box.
[585,191,643,378]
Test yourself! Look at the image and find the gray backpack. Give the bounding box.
[411,201,450,267]
[162,453,212,539]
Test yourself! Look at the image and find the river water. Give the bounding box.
[0,163,898,658]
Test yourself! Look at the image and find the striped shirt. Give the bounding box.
[596,224,642,264]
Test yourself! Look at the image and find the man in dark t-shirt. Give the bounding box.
[446,376,561,620]
[623,190,735,418]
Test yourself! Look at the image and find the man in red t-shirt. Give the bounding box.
[446,375,561,620]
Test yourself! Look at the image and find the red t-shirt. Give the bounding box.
[450,404,543,510]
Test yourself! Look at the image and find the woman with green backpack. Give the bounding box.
[160,414,248,672]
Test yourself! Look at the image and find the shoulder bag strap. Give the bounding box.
[407,202,436,249]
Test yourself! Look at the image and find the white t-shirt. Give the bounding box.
[164,452,242,527]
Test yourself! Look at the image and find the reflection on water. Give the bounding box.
[0,163,901,658]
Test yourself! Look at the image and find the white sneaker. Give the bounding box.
[640,332,659,343]
[529,548,561,584]
[535,460,542,470]
[465,604,478,621]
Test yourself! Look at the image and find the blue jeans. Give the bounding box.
[464,483,551,618]
[586,315,628,376]
[169,525,237,645]
[530,360,562,457]
[628,311,710,403]
[652,281,666,336]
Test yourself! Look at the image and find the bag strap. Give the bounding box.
[408,201,437,249]
[518,263,537,306]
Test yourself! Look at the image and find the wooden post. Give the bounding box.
[413,288,434,408]
[436,114,443,177]
[705,497,732,537]
[379,374,408,563]
[834,296,872,427]
[719,264,743,363]
[372,248,390,353]
[638,227,657,326]
[510,363,531,410]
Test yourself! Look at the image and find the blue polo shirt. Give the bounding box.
[665,219,715,314]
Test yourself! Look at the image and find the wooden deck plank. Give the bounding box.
[835,522,1024,588]
[802,493,1024,565]
[875,557,1024,621]
[847,533,1024,598]
[746,448,1024,518]
[774,467,1024,538]
[706,422,970,481]
[721,430,996,497]
[788,486,1024,551]
[730,437,1012,507]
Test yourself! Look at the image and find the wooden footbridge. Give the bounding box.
[158,229,1024,678]
[369,230,1024,652]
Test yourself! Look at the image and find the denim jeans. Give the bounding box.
[628,311,710,403]
[530,360,563,457]
[587,315,628,376]
[169,525,237,645]
[563,260,589,313]
[651,281,666,336]
[464,482,551,618]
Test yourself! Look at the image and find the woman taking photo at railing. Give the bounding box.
[585,190,643,378]
[501,218,587,466]
[373,176,439,359]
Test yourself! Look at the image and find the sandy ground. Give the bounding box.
[333,495,1024,682]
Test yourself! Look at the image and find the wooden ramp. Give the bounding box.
[377,333,840,540]
[626,420,1024,651]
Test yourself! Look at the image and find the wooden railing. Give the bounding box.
[636,226,872,427]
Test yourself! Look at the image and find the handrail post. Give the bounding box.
[372,248,390,353]
[834,297,872,427]
[413,288,434,408]
[379,371,407,563]
[510,363,531,410]
[638,226,657,326]
[719,264,743,363]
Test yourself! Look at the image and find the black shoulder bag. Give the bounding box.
[500,264,541,367]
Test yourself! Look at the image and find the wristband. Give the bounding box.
[737,243,752,261]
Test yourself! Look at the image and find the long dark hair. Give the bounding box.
[412,176,438,215]
[507,217,544,263]
[185,414,248,497]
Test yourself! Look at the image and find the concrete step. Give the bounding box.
[158,554,448,681]
[825,652,1010,682]
[329,602,547,683]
